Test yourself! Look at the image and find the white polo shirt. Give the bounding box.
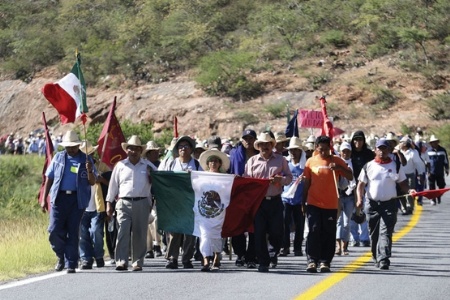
[358,160,406,201]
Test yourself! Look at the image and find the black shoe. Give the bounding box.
[279,248,289,256]
[115,264,128,271]
[294,250,303,256]
[361,241,371,247]
[80,260,93,270]
[183,261,194,269]
[258,265,269,273]
[270,256,278,268]
[379,263,389,270]
[55,258,64,272]
[235,257,245,267]
[154,245,163,257]
[247,261,257,269]
[165,260,178,269]
[145,251,154,259]
[96,258,105,268]
[306,262,317,273]
[67,268,76,274]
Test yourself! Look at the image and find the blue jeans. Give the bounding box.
[336,195,355,242]
[79,211,105,262]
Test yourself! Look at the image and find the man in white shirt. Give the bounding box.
[106,136,156,271]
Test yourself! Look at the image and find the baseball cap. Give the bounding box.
[376,138,390,148]
[242,129,257,139]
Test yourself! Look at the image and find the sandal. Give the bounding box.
[335,248,342,255]
[343,248,349,255]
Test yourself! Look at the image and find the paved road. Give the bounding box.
[1,179,449,300]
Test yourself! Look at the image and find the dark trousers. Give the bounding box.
[366,199,397,264]
[283,203,305,252]
[428,174,446,202]
[254,197,284,267]
[305,205,337,265]
[48,193,84,269]
[231,233,255,263]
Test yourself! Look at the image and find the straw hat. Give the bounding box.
[59,131,81,147]
[254,132,276,150]
[80,140,98,155]
[274,132,290,143]
[286,137,303,150]
[429,135,439,143]
[199,149,230,173]
[385,132,399,145]
[173,136,196,152]
[142,141,161,156]
[121,135,145,152]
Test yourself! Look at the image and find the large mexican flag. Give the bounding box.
[152,171,270,238]
[42,53,87,124]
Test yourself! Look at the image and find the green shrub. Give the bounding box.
[264,102,288,118]
[370,86,399,110]
[234,111,259,127]
[308,72,331,90]
[427,93,450,120]
[429,123,450,150]
[320,30,350,48]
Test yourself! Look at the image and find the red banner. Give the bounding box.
[298,109,324,128]
[97,98,126,169]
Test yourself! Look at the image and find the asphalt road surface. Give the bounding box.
[1,177,449,300]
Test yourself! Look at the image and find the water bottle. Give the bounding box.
[108,216,115,232]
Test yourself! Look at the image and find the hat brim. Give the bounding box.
[173,136,196,156]
[81,145,99,155]
[121,143,145,152]
[60,141,81,147]
[254,140,276,150]
[142,147,160,157]
[199,149,230,172]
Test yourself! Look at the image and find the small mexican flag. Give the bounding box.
[152,171,270,238]
[42,53,88,124]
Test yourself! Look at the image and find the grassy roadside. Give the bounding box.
[0,155,54,282]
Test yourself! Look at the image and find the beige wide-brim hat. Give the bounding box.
[274,132,290,143]
[254,132,276,150]
[173,136,196,156]
[199,149,230,173]
[121,135,145,152]
[429,135,439,143]
[80,140,98,155]
[142,141,161,156]
[59,131,82,147]
[286,137,303,150]
[385,132,399,146]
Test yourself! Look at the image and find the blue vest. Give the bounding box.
[49,150,93,209]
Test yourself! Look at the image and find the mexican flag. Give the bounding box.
[152,171,270,238]
[42,53,88,124]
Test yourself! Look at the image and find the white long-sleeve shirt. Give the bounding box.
[401,148,426,174]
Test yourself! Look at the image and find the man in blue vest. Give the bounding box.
[42,131,96,273]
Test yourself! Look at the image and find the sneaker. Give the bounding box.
[67,268,76,274]
[145,251,154,259]
[109,259,116,265]
[361,241,371,247]
[183,261,194,269]
[306,262,317,273]
[247,261,257,269]
[279,248,289,257]
[379,263,389,270]
[270,256,278,268]
[165,260,178,269]
[351,241,360,247]
[319,263,331,273]
[115,264,128,271]
[235,257,245,267]
[80,260,93,270]
[96,258,105,268]
[154,245,163,257]
[55,257,64,272]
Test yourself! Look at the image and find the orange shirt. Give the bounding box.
[304,154,350,209]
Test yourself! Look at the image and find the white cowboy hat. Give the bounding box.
[286,137,303,150]
[429,135,439,143]
[305,135,316,143]
[199,149,230,173]
[142,141,161,156]
[254,132,276,150]
[80,140,98,155]
[59,131,82,147]
[121,135,145,152]
[385,132,399,145]
[274,132,290,143]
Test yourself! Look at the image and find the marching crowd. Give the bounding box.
[37,127,448,274]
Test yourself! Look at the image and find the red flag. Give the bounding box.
[319,96,334,141]
[174,116,179,138]
[97,98,126,169]
[412,188,450,200]
[37,112,54,212]
[42,53,88,124]
[221,177,270,237]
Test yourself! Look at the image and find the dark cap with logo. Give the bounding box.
[241,129,257,139]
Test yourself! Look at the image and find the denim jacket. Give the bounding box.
[49,150,94,209]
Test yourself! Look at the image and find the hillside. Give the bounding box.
[0,52,448,143]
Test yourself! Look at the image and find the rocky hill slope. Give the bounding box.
[0,54,448,142]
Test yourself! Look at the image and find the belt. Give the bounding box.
[264,195,281,200]
[368,198,395,204]
[121,197,147,201]
[60,190,76,195]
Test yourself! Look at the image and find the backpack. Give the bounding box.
[169,159,200,171]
